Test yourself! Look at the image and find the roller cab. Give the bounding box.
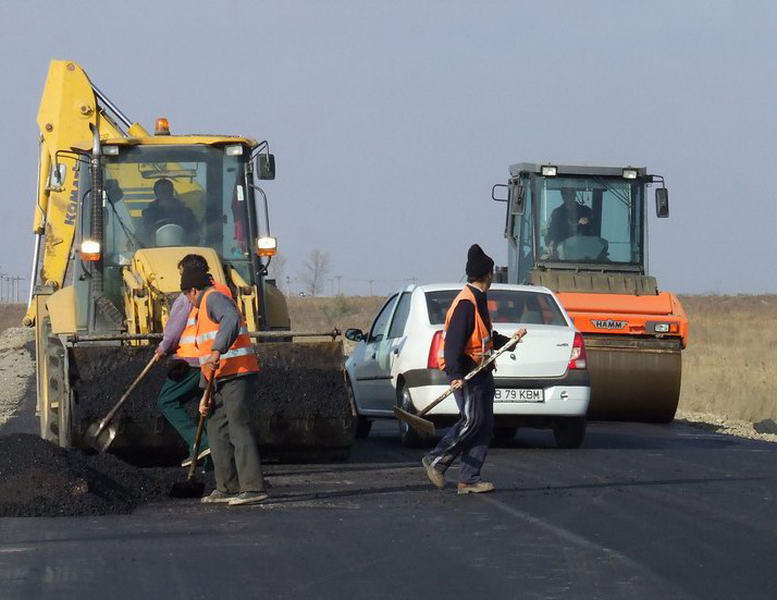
[493,163,688,423]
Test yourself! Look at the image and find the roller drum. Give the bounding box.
[584,335,682,423]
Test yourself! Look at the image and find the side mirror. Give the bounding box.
[656,187,669,218]
[345,328,365,342]
[491,184,509,202]
[257,153,276,180]
[510,183,525,216]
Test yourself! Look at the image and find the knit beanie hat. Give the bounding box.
[180,265,211,291]
[465,244,494,279]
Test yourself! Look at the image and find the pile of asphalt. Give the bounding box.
[0,433,170,517]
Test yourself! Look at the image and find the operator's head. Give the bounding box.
[561,188,577,207]
[180,264,211,302]
[153,178,175,204]
[178,254,209,274]
[466,244,495,289]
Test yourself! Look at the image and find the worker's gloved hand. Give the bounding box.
[198,391,212,416]
[450,379,464,390]
[203,350,221,373]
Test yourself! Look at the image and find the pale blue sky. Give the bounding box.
[1,0,775,296]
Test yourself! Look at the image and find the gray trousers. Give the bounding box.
[206,374,265,493]
[425,373,495,484]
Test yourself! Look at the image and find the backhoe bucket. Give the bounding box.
[68,341,354,465]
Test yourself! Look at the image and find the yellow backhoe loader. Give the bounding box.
[25,60,353,463]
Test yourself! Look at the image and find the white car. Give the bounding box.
[345,283,590,448]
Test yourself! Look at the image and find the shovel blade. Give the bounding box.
[393,406,436,436]
[84,421,118,453]
[169,478,205,499]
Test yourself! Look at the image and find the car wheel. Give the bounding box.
[493,427,517,442]
[347,381,372,439]
[354,416,372,439]
[553,417,587,449]
[397,384,425,448]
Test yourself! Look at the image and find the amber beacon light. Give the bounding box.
[154,117,170,135]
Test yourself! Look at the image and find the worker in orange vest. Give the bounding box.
[155,254,230,467]
[180,264,267,507]
[422,244,525,494]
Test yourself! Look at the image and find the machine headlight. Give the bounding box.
[622,168,638,180]
[541,165,558,177]
[257,236,278,257]
[654,323,670,333]
[102,145,119,156]
[80,240,101,262]
[225,145,244,156]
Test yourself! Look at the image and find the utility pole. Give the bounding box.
[368,280,374,296]
[285,276,292,297]
[336,275,342,295]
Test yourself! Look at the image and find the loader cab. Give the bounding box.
[71,139,274,331]
[497,164,668,285]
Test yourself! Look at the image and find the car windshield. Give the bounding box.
[425,289,567,326]
[101,145,252,266]
[535,175,643,264]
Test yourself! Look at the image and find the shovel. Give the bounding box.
[84,353,159,452]
[169,377,215,499]
[394,331,525,436]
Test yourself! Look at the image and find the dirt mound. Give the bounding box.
[0,433,169,517]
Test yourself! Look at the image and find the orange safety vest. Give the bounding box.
[195,287,259,380]
[437,285,493,371]
[176,282,233,360]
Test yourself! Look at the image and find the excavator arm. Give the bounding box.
[25,60,147,326]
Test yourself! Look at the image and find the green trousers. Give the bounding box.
[157,365,210,453]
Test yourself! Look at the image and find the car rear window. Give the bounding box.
[424,289,567,326]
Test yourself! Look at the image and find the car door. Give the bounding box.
[372,291,413,412]
[350,294,398,412]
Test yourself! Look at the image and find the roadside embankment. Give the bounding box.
[0,326,34,427]
[677,294,777,428]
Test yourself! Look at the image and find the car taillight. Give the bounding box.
[568,332,587,370]
[428,330,444,369]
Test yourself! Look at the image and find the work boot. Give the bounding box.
[421,456,446,489]
[201,489,238,504]
[181,447,212,468]
[457,481,495,495]
[228,491,269,506]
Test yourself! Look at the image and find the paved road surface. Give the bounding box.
[1,421,775,599]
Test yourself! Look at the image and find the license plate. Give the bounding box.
[494,389,544,402]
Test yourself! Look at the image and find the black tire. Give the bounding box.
[553,417,587,449]
[397,384,426,448]
[493,427,517,442]
[347,381,371,439]
[354,416,372,439]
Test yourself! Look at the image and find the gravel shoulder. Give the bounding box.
[0,327,34,427]
[675,409,777,443]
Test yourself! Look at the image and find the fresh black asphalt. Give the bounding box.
[1,420,775,599]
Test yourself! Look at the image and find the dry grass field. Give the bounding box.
[286,295,384,333]
[677,294,777,425]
